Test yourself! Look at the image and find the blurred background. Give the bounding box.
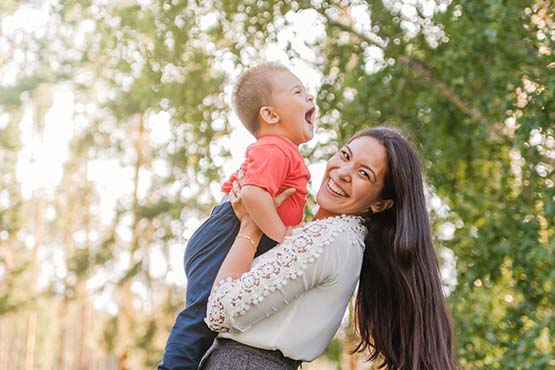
[0,0,554,369]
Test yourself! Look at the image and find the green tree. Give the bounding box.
[208,0,555,368]
[2,0,554,369]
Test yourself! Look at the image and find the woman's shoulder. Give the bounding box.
[305,214,366,234]
[291,215,367,250]
[241,216,365,298]
[251,216,366,266]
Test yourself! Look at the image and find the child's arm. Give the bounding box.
[240,185,293,243]
[212,184,296,286]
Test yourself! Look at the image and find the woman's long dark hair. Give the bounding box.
[351,127,458,370]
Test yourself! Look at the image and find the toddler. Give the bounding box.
[158,62,316,370]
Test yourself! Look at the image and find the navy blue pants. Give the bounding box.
[158,200,277,370]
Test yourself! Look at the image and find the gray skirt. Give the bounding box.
[199,338,302,370]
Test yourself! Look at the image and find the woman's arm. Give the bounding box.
[206,220,356,333]
[212,183,296,286]
[212,217,263,284]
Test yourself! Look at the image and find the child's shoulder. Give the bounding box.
[256,135,292,145]
[251,135,299,154]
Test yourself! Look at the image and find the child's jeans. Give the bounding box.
[158,199,277,370]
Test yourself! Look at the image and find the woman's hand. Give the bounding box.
[229,179,250,223]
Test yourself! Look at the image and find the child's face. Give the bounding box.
[268,71,316,145]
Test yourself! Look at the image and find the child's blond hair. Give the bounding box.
[232,62,291,137]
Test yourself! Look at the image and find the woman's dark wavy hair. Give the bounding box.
[351,127,458,370]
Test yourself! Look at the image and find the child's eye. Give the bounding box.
[295,90,302,95]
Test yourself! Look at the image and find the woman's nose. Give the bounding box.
[336,165,351,181]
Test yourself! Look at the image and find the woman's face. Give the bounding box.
[316,135,389,218]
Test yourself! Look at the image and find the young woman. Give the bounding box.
[203,127,458,370]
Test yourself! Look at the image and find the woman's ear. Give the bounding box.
[370,199,394,214]
[259,106,280,125]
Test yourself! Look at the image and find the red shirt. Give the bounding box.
[221,136,310,226]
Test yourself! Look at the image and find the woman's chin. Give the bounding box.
[313,198,340,219]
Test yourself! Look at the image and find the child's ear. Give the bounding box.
[259,106,280,125]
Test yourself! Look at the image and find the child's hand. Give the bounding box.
[235,169,296,210]
[273,188,296,209]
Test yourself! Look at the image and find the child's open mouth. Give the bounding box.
[305,107,315,126]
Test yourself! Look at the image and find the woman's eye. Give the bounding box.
[359,170,370,179]
[341,150,349,159]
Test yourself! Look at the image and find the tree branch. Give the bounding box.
[320,11,386,49]
[321,11,490,126]
[397,55,489,126]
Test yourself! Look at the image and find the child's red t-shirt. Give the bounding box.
[221,135,310,226]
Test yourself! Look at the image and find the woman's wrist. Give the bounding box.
[239,218,262,238]
[236,235,257,253]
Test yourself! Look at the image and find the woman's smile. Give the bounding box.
[326,177,348,197]
[316,136,388,218]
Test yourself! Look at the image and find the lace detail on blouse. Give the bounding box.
[205,215,366,332]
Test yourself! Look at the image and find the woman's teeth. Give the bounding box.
[327,178,347,197]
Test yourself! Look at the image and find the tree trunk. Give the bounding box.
[342,298,358,370]
[0,318,10,370]
[76,299,87,370]
[116,280,133,370]
[23,311,37,370]
[24,194,45,370]
[57,300,68,370]
[116,112,147,370]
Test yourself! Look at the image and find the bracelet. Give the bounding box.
[236,235,257,252]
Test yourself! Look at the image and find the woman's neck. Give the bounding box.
[312,207,340,220]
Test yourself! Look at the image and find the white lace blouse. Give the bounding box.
[205,215,367,361]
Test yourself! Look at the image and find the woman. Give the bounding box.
[203,127,458,370]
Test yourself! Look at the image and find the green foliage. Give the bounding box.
[323,337,343,369]
[0,262,31,315]
[213,0,554,367]
[1,0,554,369]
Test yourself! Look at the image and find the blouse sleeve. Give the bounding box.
[205,220,354,332]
